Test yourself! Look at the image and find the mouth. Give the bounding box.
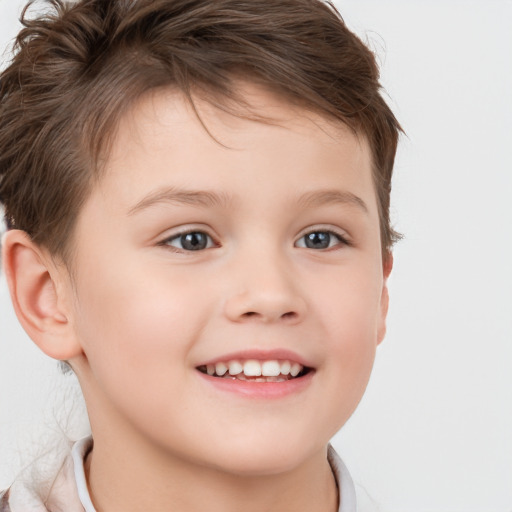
[196,359,312,383]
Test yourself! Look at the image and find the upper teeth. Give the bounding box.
[205,359,303,378]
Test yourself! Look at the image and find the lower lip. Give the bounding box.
[197,370,315,399]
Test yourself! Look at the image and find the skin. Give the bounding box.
[3,84,391,512]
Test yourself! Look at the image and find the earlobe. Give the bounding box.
[377,252,393,345]
[2,230,82,360]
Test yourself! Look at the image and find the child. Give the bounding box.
[0,0,401,510]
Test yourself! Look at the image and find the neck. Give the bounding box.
[84,428,339,512]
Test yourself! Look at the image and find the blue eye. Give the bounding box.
[295,230,347,250]
[164,231,215,251]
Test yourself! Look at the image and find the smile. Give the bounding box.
[197,359,311,382]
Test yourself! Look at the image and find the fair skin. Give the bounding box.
[3,84,391,512]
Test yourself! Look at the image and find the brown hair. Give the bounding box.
[0,0,401,261]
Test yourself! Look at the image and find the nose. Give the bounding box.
[223,252,307,324]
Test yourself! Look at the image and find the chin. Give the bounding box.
[197,431,324,477]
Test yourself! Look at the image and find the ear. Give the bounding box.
[377,252,393,345]
[2,230,82,360]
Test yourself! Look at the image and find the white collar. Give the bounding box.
[328,444,357,512]
[71,437,96,512]
[72,437,356,512]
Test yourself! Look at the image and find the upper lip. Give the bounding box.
[196,349,314,369]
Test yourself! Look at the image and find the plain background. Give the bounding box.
[1,1,511,511]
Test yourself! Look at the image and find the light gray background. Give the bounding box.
[1,1,511,511]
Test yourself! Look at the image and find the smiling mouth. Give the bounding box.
[196,359,312,382]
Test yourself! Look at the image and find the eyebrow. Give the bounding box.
[128,186,232,215]
[296,189,369,214]
[128,186,368,215]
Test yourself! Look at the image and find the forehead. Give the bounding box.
[91,83,377,218]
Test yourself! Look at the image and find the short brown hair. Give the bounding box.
[0,0,401,261]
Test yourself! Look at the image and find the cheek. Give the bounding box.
[317,260,383,340]
[314,263,382,404]
[71,256,209,377]
[70,258,217,436]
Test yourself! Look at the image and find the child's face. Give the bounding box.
[67,84,389,475]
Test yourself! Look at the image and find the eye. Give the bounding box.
[162,231,216,251]
[295,230,348,250]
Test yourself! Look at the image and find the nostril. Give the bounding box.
[240,311,298,321]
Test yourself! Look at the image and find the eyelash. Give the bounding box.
[159,228,351,253]
[159,230,218,252]
[295,229,351,250]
